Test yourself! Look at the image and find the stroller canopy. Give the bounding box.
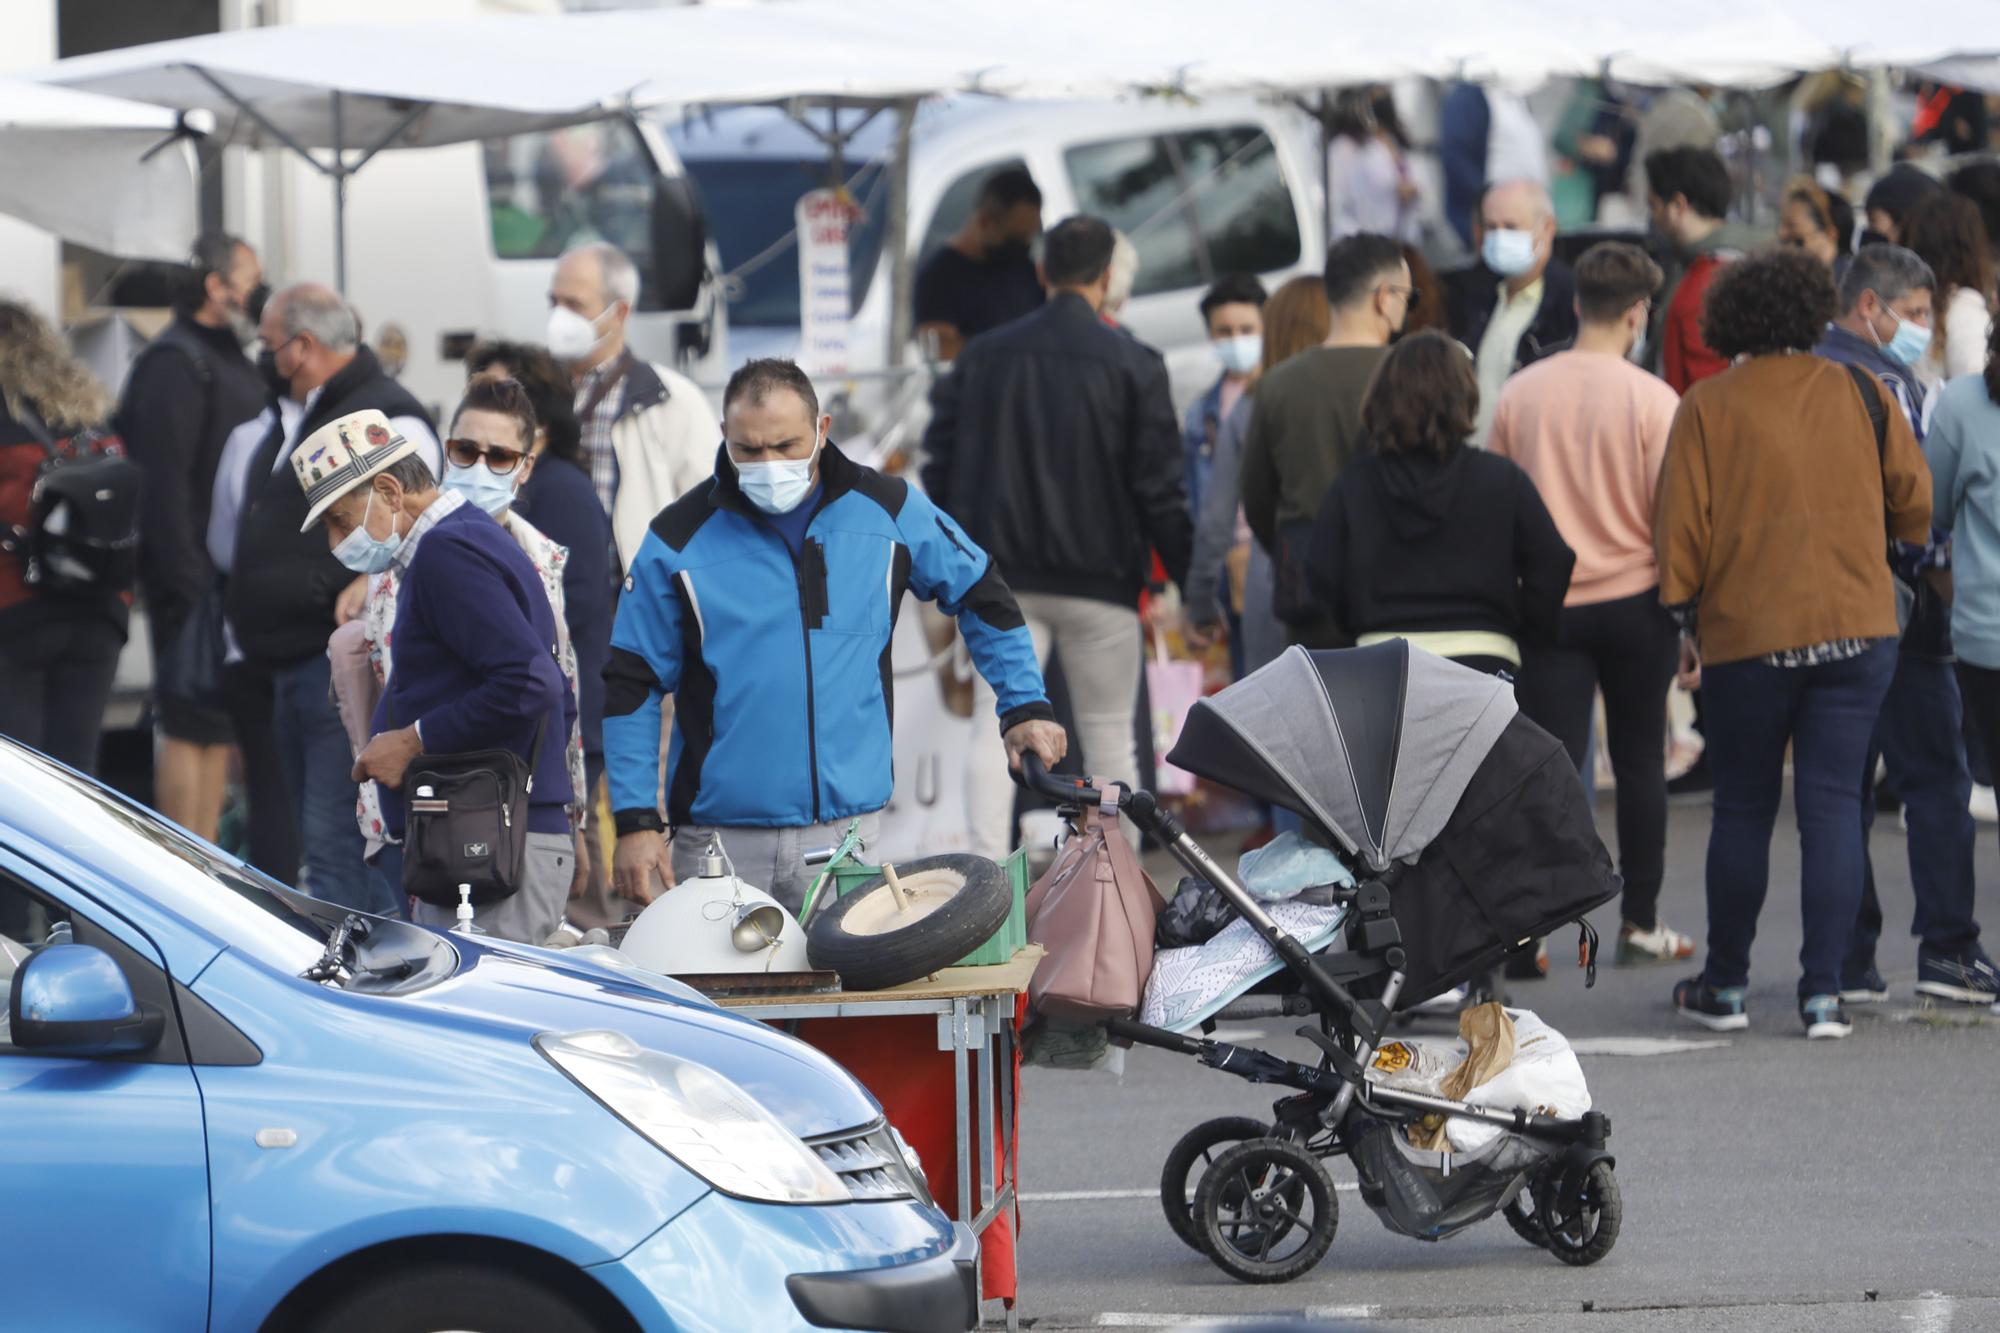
[1167,642,1517,872]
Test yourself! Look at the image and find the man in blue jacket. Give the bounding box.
[606,359,1064,912]
[1816,245,1997,1008]
[298,409,580,944]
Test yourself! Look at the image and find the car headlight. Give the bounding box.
[537,1029,849,1204]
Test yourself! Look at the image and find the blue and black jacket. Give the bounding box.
[605,444,1053,834]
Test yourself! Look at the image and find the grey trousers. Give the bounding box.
[672,812,883,916]
[411,830,573,945]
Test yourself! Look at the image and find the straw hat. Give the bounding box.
[292,409,420,532]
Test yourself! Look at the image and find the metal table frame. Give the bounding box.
[719,988,1021,1331]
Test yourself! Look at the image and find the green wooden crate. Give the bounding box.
[824,847,1029,968]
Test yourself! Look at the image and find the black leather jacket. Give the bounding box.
[920,293,1192,607]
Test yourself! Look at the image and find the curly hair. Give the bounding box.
[1699,248,1838,359]
[1361,330,1477,457]
[465,338,581,464]
[0,298,110,432]
[1902,192,1996,366]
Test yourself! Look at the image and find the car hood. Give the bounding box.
[401,937,879,1140]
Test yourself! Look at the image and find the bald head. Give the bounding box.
[1478,178,1557,286]
[258,281,360,399]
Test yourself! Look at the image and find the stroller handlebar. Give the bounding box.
[1015,752,1106,805]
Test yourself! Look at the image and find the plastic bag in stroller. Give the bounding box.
[1014,642,1624,1284]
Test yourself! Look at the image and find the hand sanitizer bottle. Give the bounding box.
[452,884,484,935]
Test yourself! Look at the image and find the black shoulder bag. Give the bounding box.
[1842,363,1914,634]
[394,705,547,908]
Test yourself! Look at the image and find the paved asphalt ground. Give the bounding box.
[1006,794,2000,1332]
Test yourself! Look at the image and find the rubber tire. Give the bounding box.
[1194,1137,1338,1284]
[806,852,1012,991]
[1160,1117,1271,1252]
[300,1260,605,1333]
[1537,1161,1622,1267]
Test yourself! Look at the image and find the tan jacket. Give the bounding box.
[609,360,717,571]
[1655,354,1931,665]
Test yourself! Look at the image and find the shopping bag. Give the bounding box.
[1147,628,1203,797]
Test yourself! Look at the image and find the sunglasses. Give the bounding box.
[445,438,528,475]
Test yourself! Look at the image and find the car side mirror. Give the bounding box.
[8,943,163,1056]
[651,173,709,314]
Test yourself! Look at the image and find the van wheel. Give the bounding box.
[807,853,1011,990]
[301,1261,607,1333]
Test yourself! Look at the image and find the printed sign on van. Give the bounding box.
[796,188,854,378]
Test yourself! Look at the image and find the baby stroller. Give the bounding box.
[1018,641,1624,1284]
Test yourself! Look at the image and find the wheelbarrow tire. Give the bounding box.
[807,852,1011,991]
[1160,1117,1271,1252]
[1194,1137,1338,1284]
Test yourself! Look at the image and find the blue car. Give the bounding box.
[0,739,977,1332]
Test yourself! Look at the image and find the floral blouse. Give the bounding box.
[356,491,588,846]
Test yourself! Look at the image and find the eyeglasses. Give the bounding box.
[446,438,527,475]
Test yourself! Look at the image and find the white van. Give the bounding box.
[671,95,1327,417]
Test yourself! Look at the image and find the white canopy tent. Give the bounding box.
[0,76,201,260]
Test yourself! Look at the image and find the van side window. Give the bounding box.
[1064,125,1301,298]
[1064,135,1204,297]
[1175,126,1302,279]
[917,158,1031,262]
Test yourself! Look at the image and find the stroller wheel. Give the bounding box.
[1535,1162,1621,1266]
[1159,1117,1270,1252]
[1502,1189,1548,1249]
[1194,1138,1338,1284]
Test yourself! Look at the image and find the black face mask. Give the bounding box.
[256,347,290,402]
[246,282,272,326]
[989,237,1033,263]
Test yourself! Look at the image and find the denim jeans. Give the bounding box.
[271,653,399,917]
[1700,639,1896,999]
[1850,654,1981,973]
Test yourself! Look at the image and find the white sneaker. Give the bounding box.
[1410,984,1469,1014]
[1972,784,1999,825]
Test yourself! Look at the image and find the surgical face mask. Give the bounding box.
[1878,309,1933,367]
[546,302,615,362]
[1212,332,1263,376]
[332,491,402,574]
[1482,227,1539,278]
[735,431,823,515]
[256,347,290,401]
[1628,326,1649,367]
[444,459,518,516]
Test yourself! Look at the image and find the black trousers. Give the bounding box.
[0,614,123,776]
[1515,588,1680,930]
[220,659,301,885]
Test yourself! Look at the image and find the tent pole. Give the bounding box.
[885,97,916,368]
[331,90,347,294]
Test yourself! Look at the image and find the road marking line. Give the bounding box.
[1093,1310,1379,1328]
[1569,1036,1732,1056]
[1025,1184,1359,1202]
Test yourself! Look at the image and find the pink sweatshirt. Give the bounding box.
[1489,350,1680,607]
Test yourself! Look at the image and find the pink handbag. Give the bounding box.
[1025,786,1162,1020]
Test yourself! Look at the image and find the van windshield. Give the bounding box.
[685,156,889,328]
[484,122,658,296]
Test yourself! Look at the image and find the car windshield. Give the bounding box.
[7,748,328,973]
[685,155,890,327]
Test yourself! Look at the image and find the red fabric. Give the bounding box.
[1663,253,1732,393]
[796,1005,1022,1305]
[0,442,41,613]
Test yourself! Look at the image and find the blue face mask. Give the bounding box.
[1212,333,1263,376]
[444,459,518,516]
[1880,309,1933,368]
[736,431,824,515]
[332,490,401,574]
[1482,227,1538,278]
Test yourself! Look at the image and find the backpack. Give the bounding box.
[3,402,143,597]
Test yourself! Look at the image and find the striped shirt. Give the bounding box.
[575,357,626,517]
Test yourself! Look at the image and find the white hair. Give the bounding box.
[563,241,640,309]
[277,284,360,352]
[1484,177,1555,225]
[1105,230,1140,314]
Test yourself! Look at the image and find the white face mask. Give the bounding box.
[735,430,824,515]
[546,302,616,362]
[1212,333,1263,376]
